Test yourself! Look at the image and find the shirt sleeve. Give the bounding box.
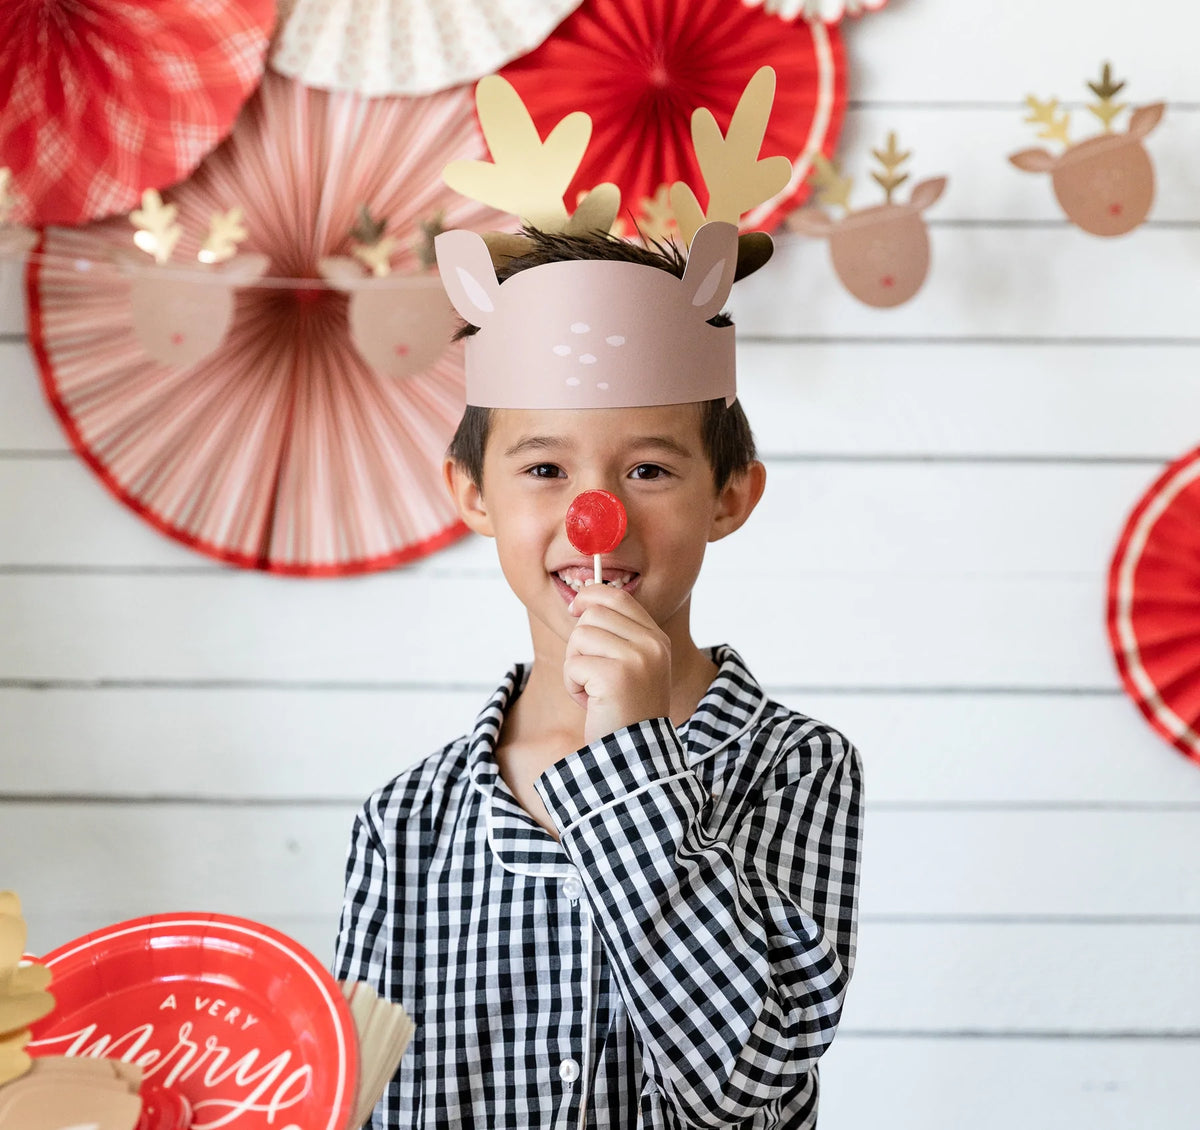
[534,714,863,1128]
[333,800,391,991]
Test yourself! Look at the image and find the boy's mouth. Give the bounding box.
[553,566,639,596]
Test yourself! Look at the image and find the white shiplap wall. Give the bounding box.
[4,0,1200,1124]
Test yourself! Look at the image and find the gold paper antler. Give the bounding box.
[1088,61,1128,132]
[131,189,183,264]
[669,66,792,246]
[443,76,619,235]
[1023,95,1071,147]
[199,206,249,265]
[871,132,911,204]
[807,153,853,212]
[348,203,399,277]
[0,891,56,1087]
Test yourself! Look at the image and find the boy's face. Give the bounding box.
[445,404,764,650]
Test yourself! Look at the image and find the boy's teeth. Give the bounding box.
[557,570,633,592]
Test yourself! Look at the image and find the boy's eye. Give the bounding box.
[630,463,667,480]
[527,463,564,479]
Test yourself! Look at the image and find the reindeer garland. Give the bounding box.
[317,204,461,381]
[121,190,268,368]
[788,133,947,307]
[1010,62,1165,237]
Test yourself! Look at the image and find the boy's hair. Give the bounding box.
[448,228,757,490]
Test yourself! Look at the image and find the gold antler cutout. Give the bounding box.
[669,66,792,246]
[1023,95,1071,147]
[871,132,911,204]
[443,76,619,234]
[1088,61,1128,132]
[130,189,183,264]
[807,153,854,212]
[199,206,249,265]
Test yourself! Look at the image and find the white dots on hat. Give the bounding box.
[606,335,625,346]
[570,322,590,333]
[552,344,571,356]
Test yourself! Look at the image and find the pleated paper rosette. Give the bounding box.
[270,0,585,96]
[741,0,889,24]
[497,0,847,236]
[1108,446,1200,767]
[27,72,503,577]
[0,0,275,226]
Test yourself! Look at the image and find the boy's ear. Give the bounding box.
[443,457,494,538]
[708,460,766,543]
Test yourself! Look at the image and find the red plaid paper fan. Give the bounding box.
[0,0,275,226]
[28,72,502,576]
[497,0,847,237]
[271,0,585,96]
[1108,446,1200,767]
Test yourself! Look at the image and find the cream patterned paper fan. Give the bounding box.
[271,0,584,96]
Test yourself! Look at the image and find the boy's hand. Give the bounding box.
[565,583,672,745]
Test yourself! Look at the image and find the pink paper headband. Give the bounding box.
[435,67,791,410]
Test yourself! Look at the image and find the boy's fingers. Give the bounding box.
[569,582,658,628]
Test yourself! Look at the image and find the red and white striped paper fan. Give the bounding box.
[28,73,502,577]
[0,0,275,226]
[1108,445,1200,767]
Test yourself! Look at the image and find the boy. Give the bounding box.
[335,72,862,1129]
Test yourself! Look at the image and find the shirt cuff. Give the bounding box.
[535,716,698,835]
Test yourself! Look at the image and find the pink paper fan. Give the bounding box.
[271,0,586,96]
[0,0,275,226]
[27,73,502,577]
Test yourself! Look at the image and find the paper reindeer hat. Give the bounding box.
[435,66,791,410]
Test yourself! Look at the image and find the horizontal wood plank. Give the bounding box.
[5,687,1196,805]
[734,228,1200,340]
[0,571,1118,687]
[0,458,1156,574]
[852,0,1193,103]
[818,1036,1200,1129]
[5,805,1199,926]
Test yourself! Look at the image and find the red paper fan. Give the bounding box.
[1108,446,1200,767]
[27,72,502,576]
[0,0,275,226]
[497,0,847,235]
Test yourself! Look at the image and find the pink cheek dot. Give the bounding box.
[880,276,895,288]
[394,343,409,356]
[579,354,597,364]
[171,332,185,345]
[553,344,571,356]
[606,335,625,346]
[1110,202,1123,215]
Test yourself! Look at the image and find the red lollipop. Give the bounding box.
[566,489,627,584]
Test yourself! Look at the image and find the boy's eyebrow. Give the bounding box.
[503,434,696,459]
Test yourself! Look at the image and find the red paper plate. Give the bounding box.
[28,913,357,1130]
[497,0,847,236]
[1108,445,1200,767]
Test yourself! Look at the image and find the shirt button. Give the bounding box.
[559,1058,580,1083]
[562,875,583,900]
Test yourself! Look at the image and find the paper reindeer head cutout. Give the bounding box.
[1010,63,1165,237]
[0,169,36,258]
[319,207,459,380]
[117,190,268,368]
[434,66,791,409]
[788,133,947,308]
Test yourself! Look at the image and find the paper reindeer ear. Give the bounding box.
[1010,62,1163,237]
[790,134,948,308]
[680,221,738,321]
[435,229,502,326]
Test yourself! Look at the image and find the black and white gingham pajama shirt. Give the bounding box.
[334,646,862,1128]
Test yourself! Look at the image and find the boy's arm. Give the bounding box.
[536,703,862,1126]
